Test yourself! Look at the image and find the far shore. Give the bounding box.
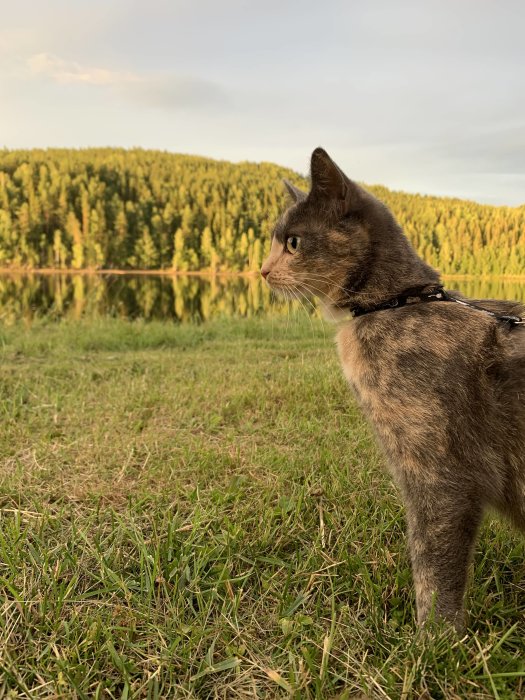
[0,267,257,278]
[1,268,525,282]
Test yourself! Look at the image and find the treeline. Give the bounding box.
[0,148,524,275]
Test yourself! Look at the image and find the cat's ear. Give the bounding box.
[310,147,364,213]
[283,179,307,203]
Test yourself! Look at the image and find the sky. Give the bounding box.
[1,0,524,206]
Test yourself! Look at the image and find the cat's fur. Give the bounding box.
[261,148,525,630]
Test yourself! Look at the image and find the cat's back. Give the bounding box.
[335,300,522,442]
[337,300,500,393]
[336,301,525,485]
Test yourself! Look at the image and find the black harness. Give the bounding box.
[351,285,525,327]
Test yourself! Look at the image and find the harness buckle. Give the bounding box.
[499,315,524,326]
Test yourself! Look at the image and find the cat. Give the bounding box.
[261,147,525,630]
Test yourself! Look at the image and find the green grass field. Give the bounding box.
[0,316,524,698]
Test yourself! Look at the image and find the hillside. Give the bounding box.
[0,148,524,275]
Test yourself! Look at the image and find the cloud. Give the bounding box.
[27,52,139,85]
[25,52,230,111]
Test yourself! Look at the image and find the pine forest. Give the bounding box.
[0,148,524,276]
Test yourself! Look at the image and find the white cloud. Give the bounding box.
[24,52,230,112]
[26,52,139,85]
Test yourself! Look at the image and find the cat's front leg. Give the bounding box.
[401,480,484,631]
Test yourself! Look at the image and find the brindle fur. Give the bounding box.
[261,148,525,630]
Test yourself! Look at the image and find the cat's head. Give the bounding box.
[260,147,404,311]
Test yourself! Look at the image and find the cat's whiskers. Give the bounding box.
[282,283,305,334]
[301,272,380,300]
[273,276,356,318]
[269,286,292,335]
[282,285,291,334]
[273,280,328,344]
[297,278,347,308]
[274,281,308,331]
[301,277,385,311]
[289,284,318,340]
[295,285,328,344]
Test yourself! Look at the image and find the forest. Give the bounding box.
[0,148,524,276]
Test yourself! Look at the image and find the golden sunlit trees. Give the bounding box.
[0,148,523,275]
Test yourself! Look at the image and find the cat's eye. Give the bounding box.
[286,236,301,254]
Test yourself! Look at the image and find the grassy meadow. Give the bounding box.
[0,315,524,698]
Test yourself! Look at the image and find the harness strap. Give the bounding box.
[352,285,525,327]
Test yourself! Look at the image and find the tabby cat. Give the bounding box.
[261,147,525,630]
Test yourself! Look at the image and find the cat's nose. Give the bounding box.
[261,267,270,279]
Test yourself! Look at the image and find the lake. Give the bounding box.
[0,272,524,323]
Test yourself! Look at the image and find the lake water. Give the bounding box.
[0,272,524,323]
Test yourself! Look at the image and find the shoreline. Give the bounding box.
[0,268,259,278]
[1,268,525,282]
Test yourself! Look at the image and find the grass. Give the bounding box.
[0,315,524,698]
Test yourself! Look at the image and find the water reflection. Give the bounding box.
[0,273,283,323]
[0,272,524,323]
